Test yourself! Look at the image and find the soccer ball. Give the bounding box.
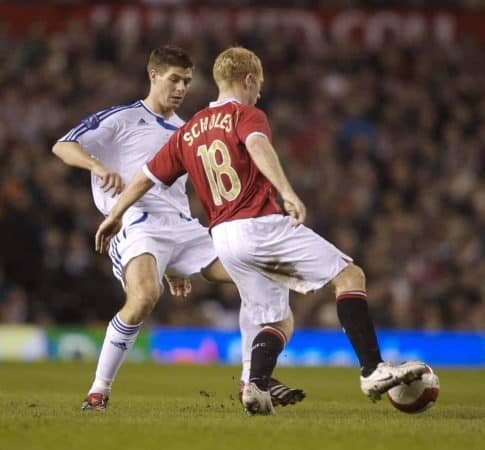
[386,364,439,413]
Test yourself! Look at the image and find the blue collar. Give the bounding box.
[140,100,179,131]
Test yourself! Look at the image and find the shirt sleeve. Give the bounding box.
[145,130,186,187]
[236,106,272,144]
[57,112,116,157]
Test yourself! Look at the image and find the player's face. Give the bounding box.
[152,66,193,111]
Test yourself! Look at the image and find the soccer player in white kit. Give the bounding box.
[95,47,427,416]
[53,45,303,410]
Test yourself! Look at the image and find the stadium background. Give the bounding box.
[0,1,484,366]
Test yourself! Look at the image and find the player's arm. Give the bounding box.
[246,134,306,226]
[52,141,123,196]
[95,169,154,253]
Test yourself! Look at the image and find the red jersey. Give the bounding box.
[146,99,282,228]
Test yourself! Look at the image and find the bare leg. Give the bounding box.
[82,254,161,410]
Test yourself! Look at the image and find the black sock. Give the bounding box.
[336,292,383,377]
[249,329,285,391]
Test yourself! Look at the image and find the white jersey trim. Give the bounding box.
[245,131,269,144]
[209,97,241,108]
[143,164,169,189]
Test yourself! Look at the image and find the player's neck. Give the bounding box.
[143,96,174,120]
[217,88,245,105]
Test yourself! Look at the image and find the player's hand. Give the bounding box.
[95,216,122,253]
[165,275,192,298]
[283,193,306,226]
[92,164,124,197]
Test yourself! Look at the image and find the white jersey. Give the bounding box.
[58,99,191,217]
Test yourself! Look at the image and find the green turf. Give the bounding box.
[0,363,483,450]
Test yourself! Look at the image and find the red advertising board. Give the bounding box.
[1,4,485,45]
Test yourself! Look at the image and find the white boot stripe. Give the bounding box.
[270,386,288,396]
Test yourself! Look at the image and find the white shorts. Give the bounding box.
[108,209,216,289]
[211,214,351,325]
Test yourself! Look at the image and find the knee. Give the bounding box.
[126,284,161,319]
[332,263,366,294]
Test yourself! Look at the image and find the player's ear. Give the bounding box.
[149,68,157,82]
[244,73,253,89]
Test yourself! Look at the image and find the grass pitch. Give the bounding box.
[0,363,484,450]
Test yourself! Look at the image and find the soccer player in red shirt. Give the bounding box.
[96,47,426,416]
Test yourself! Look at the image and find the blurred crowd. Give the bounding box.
[0,7,484,331]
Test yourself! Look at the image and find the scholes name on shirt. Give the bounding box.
[183,113,233,146]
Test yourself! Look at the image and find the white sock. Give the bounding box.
[88,313,142,395]
[241,362,251,385]
[239,306,261,383]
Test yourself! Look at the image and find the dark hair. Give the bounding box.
[147,45,193,74]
